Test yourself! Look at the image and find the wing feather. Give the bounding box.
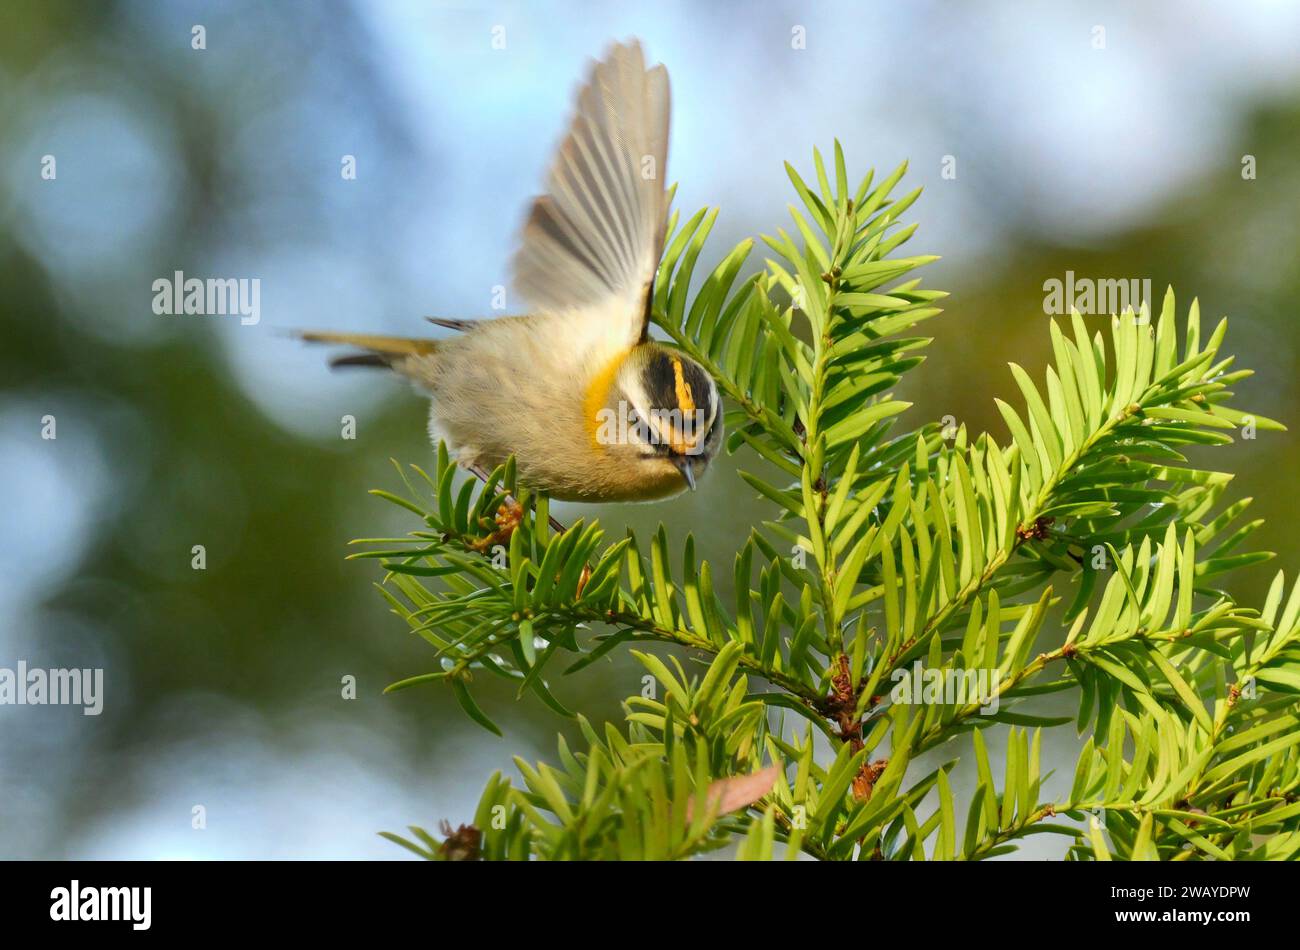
[512,40,670,346]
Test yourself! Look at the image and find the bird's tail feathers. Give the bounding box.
[424,316,477,333]
[297,331,439,370]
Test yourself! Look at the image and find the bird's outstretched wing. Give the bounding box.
[511,40,670,348]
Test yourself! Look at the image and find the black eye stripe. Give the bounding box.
[641,352,716,417]
[630,350,723,461]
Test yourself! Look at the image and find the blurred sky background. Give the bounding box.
[1,0,1297,858]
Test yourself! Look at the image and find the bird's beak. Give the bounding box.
[673,457,697,491]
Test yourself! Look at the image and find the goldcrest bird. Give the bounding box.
[302,40,721,503]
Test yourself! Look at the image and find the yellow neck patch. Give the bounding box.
[584,349,630,449]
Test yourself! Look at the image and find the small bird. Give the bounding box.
[302,41,721,503]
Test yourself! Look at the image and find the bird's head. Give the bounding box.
[603,344,723,496]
